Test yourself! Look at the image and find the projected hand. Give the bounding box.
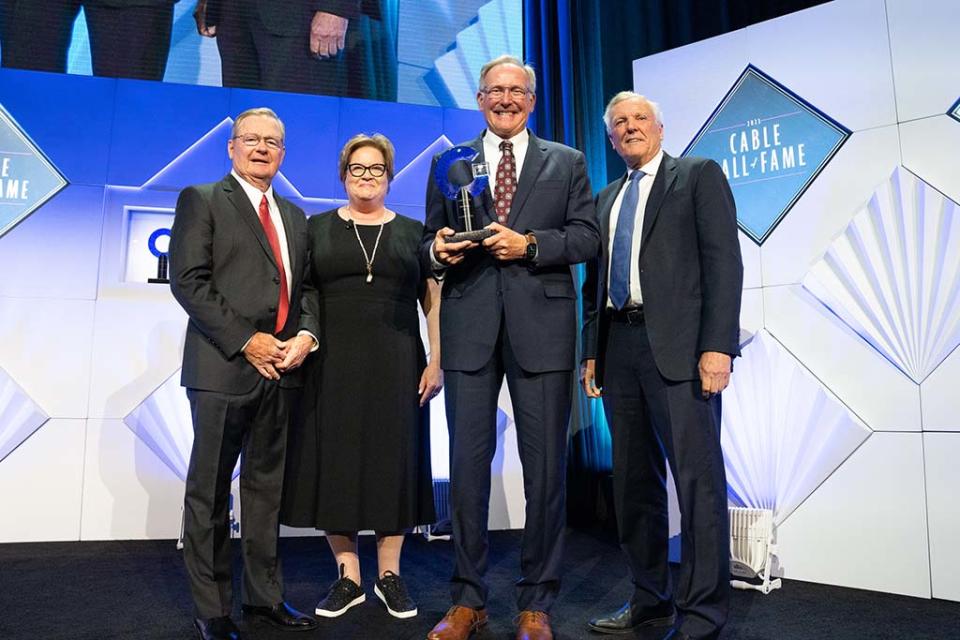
[193,0,217,37]
[243,332,286,380]
[698,351,732,398]
[311,12,349,58]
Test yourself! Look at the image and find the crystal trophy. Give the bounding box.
[433,146,495,243]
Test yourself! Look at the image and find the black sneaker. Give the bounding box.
[315,564,365,618]
[374,571,418,618]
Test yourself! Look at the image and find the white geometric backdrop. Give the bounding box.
[635,0,960,600]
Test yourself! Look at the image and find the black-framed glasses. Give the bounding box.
[347,163,387,178]
[233,134,284,151]
[480,85,530,99]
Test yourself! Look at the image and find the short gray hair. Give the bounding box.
[232,107,286,140]
[478,55,537,95]
[603,92,663,132]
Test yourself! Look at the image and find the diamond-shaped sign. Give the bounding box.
[0,104,68,238]
[684,65,850,244]
[949,97,960,124]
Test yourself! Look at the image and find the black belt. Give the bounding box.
[607,306,644,324]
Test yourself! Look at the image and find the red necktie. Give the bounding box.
[258,195,289,333]
[494,140,517,224]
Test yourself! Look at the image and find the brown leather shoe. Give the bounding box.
[515,610,553,640]
[426,606,488,640]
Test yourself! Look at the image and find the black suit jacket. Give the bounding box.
[169,174,317,394]
[422,130,600,374]
[582,153,743,384]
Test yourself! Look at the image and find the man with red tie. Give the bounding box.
[169,107,319,640]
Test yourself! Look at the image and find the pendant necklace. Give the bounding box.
[348,207,386,283]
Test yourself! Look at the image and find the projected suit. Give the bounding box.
[0,0,176,80]
[204,0,396,100]
[581,93,742,640]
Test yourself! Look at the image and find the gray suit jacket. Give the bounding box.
[169,174,317,393]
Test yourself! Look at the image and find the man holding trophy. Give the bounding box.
[422,55,600,640]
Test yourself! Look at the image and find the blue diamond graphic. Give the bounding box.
[684,65,850,244]
[0,366,49,463]
[949,97,960,124]
[0,104,68,238]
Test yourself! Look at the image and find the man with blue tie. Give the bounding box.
[581,92,743,640]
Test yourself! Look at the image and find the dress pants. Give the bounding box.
[0,0,173,80]
[183,379,292,619]
[444,320,571,612]
[602,316,729,639]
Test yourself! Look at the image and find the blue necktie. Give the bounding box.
[609,170,644,310]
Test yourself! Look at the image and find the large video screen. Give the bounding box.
[0,0,523,109]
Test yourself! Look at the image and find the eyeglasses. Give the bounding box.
[233,134,284,151]
[347,163,387,178]
[480,85,531,99]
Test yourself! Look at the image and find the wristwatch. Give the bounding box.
[524,233,538,262]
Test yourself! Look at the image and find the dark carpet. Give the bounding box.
[0,529,957,639]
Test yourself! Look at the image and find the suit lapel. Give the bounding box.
[223,174,279,270]
[639,153,678,253]
[506,130,545,229]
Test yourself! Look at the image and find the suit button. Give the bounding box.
[269,305,277,312]
[273,276,280,284]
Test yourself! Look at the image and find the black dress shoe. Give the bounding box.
[194,616,246,640]
[588,602,676,635]
[242,601,319,631]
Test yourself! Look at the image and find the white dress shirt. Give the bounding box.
[606,149,664,309]
[482,127,530,195]
[232,170,293,297]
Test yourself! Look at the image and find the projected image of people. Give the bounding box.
[194,0,398,100]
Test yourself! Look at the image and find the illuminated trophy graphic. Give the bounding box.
[147,228,171,284]
[434,146,494,242]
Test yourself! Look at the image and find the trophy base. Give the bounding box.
[148,278,170,284]
[448,229,495,243]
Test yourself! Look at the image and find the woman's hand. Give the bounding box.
[418,361,444,407]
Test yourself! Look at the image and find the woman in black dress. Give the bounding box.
[281,134,441,619]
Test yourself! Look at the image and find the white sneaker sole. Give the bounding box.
[374,584,418,619]
[315,593,366,618]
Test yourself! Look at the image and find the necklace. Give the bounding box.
[346,206,386,283]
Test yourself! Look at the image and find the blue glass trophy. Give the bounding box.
[433,146,494,243]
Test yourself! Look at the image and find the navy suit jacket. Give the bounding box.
[582,153,743,384]
[422,130,600,374]
[169,174,317,394]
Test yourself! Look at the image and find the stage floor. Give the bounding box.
[1,529,957,639]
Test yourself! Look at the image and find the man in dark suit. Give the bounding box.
[581,92,743,640]
[169,107,319,640]
[422,55,600,640]
[0,0,176,80]
[194,0,396,100]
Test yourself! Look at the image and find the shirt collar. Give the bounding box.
[231,169,275,205]
[629,149,664,179]
[484,128,530,149]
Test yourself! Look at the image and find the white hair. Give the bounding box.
[603,92,663,132]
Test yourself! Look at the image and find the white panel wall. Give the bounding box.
[633,0,960,600]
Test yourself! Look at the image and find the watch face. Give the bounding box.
[526,242,537,260]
